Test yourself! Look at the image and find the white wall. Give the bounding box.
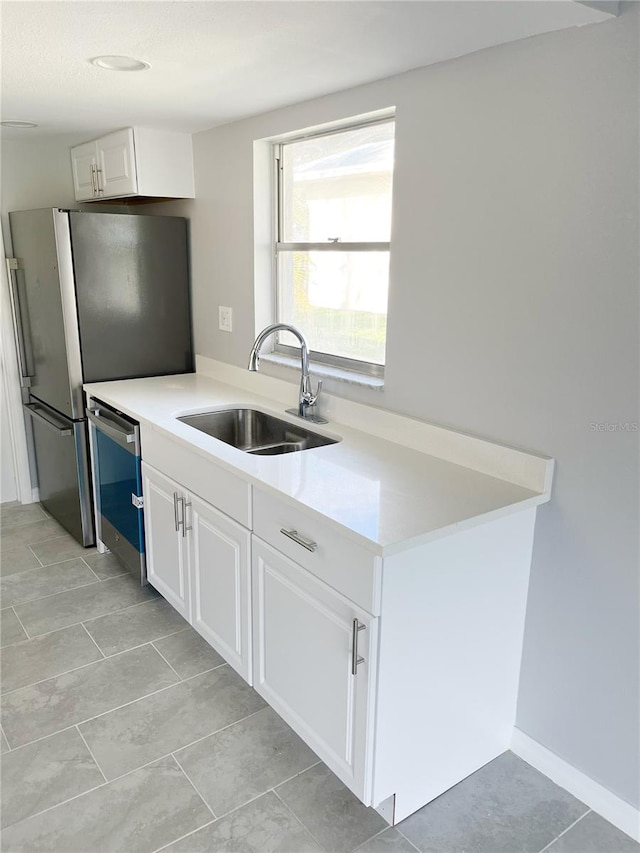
[1,5,637,811]
[0,362,18,503]
[152,6,639,808]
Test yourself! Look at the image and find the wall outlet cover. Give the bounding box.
[219,306,233,332]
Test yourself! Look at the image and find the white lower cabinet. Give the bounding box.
[189,493,251,681]
[143,462,190,619]
[142,449,538,824]
[142,462,251,682]
[252,536,377,803]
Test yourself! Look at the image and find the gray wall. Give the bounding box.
[1,133,85,251]
[2,5,637,808]
[154,7,639,807]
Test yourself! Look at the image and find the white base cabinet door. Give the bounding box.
[252,537,377,803]
[142,461,252,682]
[142,463,190,619]
[189,493,252,682]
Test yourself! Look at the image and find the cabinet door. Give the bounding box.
[142,462,190,619]
[71,141,97,200]
[189,493,252,683]
[252,537,376,803]
[96,128,137,197]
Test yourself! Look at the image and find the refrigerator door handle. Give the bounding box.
[7,259,34,388]
[24,402,72,436]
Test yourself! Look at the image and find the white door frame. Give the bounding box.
[1,222,34,504]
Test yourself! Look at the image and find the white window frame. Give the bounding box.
[273,116,394,379]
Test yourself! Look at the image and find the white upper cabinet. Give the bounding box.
[96,129,137,198]
[70,140,98,201]
[70,127,195,202]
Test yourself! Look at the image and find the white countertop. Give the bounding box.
[84,371,551,556]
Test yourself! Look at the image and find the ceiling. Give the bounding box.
[0,1,616,141]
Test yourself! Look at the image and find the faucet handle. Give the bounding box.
[305,378,323,406]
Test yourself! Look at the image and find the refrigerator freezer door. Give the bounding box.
[9,210,84,419]
[24,399,95,546]
[70,212,193,382]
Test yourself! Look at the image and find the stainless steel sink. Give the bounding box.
[177,408,339,455]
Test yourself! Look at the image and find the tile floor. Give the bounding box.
[1,502,637,853]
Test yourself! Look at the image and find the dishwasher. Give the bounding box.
[86,397,146,585]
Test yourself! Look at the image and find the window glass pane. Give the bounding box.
[277,250,388,366]
[281,122,394,243]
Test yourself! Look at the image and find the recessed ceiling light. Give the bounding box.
[1,120,38,128]
[90,55,151,72]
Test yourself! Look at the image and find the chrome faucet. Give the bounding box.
[248,323,328,424]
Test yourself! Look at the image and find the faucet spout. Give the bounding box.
[248,323,327,423]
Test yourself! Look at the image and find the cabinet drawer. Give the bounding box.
[142,428,251,528]
[253,489,380,614]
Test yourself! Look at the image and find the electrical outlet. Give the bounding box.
[218,306,233,332]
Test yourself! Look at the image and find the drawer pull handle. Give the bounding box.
[351,619,366,675]
[280,528,317,552]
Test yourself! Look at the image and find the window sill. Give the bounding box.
[259,352,385,391]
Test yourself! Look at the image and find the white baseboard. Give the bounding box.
[511,728,639,842]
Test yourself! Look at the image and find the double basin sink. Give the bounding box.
[178,408,338,455]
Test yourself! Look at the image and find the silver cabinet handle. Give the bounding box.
[176,495,185,534]
[351,619,366,676]
[182,500,192,538]
[90,164,97,196]
[280,528,317,552]
[95,167,103,194]
[173,492,181,532]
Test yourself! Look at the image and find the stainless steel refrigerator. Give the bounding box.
[8,208,193,546]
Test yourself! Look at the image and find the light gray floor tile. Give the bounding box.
[1,624,103,694]
[84,597,188,656]
[14,573,158,637]
[154,627,225,679]
[0,547,41,578]
[0,559,98,607]
[355,828,419,853]
[545,811,640,852]
[1,607,27,647]
[164,791,322,853]
[82,551,128,580]
[1,644,178,747]
[29,535,97,566]
[276,762,387,853]
[175,706,317,816]
[1,728,9,753]
[1,755,211,853]
[1,727,105,828]
[1,504,48,530]
[80,664,265,780]
[0,519,66,552]
[398,752,588,853]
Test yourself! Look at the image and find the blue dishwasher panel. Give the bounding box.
[94,428,145,553]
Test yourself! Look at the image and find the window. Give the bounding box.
[274,117,395,376]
